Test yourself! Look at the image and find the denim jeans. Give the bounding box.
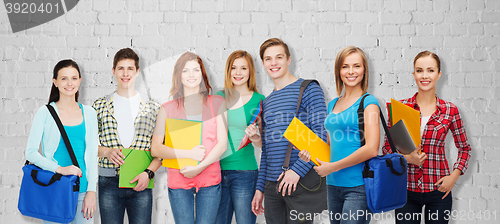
[215,170,258,224]
[98,176,152,224]
[43,192,93,224]
[395,190,452,224]
[327,185,371,224]
[168,183,221,224]
[263,181,314,224]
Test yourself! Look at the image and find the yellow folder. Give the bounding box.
[162,118,203,169]
[283,117,330,166]
[390,98,421,147]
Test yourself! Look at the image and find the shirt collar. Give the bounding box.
[408,92,446,118]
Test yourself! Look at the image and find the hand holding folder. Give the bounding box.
[283,117,330,166]
[162,118,203,169]
[238,100,263,150]
[119,149,154,189]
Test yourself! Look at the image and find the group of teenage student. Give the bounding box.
[25,37,471,224]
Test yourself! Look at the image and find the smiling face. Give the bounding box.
[340,52,365,88]
[181,60,203,91]
[53,67,81,98]
[262,45,291,80]
[113,59,139,91]
[413,56,441,92]
[231,57,250,87]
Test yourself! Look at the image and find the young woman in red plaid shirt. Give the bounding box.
[383,51,472,224]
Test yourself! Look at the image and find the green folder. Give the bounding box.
[119,148,154,189]
[386,102,393,126]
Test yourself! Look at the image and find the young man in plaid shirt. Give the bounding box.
[93,48,161,224]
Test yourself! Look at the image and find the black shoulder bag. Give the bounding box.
[278,80,328,219]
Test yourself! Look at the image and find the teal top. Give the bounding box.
[25,102,98,192]
[53,104,88,193]
[215,90,265,170]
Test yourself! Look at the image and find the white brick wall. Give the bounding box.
[1,0,499,223]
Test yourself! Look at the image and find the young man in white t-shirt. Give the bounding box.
[92,48,161,224]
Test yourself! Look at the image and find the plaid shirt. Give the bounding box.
[92,93,160,173]
[382,93,471,193]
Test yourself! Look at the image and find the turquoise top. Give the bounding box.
[215,90,265,170]
[325,93,379,187]
[25,102,98,192]
[53,104,88,193]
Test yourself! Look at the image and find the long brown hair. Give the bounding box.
[223,50,259,99]
[334,46,369,96]
[169,52,212,107]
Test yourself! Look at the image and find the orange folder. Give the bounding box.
[390,99,421,148]
[162,118,202,169]
[283,117,330,166]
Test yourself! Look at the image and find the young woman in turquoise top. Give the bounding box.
[25,59,98,224]
[215,50,265,224]
[300,46,380,224]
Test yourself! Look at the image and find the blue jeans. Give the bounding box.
[395,190,452,224]
[327,185,371,224]
[168,183,221,224]
[263,181,314,224]
[43,192,93,224]
[215,170,258,224]
[98,176,152,224]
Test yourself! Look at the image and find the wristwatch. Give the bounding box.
[144,169,155,179]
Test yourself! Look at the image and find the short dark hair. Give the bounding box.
[113,48,139,69]
[49,59,81,104]
[259,38,291,60]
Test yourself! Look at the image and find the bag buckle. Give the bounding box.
[282,166,289,171]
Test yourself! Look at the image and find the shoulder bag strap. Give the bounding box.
[46,104,80,168]
[283,79,319,170]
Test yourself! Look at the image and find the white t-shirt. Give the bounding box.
[113,92,141,148]
[421,116,431,138]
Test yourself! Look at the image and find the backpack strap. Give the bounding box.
[357,94,396,153]
[357,94,398,179]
